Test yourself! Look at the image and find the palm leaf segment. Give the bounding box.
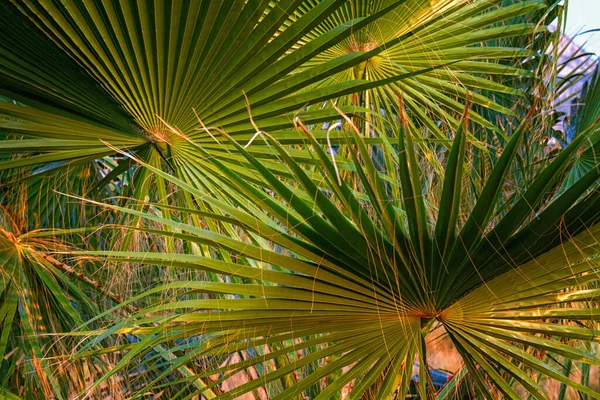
[0,208,100,399]
[81,99,600,398]
[0,0,546,184]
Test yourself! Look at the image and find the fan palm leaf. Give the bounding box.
[0,206,101,399]
[0,0,550,189]
[70,96,600,397]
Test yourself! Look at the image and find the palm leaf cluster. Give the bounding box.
[0,0,546,181]
[78,95,600,398]
[0,206,103,398]
[2,0,600,399]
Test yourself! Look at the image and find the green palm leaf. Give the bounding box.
[1,0,548,192]
[0,207,100,398]
[72,96,600,397]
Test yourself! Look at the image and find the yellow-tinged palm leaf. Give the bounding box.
[0,0,551,190]
[72,98,600,398]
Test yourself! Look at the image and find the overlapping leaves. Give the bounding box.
[73,100,600,398]
[0,0,549,185]
[0,208,98,399]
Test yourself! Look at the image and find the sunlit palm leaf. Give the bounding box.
[72,98,600,397]
[0,208,99,399]
[1,0,548,190]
